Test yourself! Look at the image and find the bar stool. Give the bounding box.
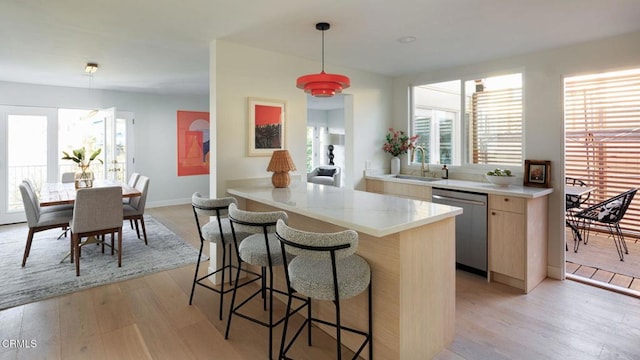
[189,193,259,320]
[225,203,306,359]
[275,219,372,360]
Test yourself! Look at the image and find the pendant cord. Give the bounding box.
[321,29,325,73]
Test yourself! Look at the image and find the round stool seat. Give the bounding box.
[288,254,370,301]
[239,233,285,266]
[202,218,247,244]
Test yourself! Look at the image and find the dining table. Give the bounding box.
[37,179,141,263]
[566,184,597,251]
[39,180,141,206]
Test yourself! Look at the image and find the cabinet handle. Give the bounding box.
[491,212,496,216]
[503,198,509,202]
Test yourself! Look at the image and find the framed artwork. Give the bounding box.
[177,110,210,176]
[247,97,286,157]
[524,160,551,188]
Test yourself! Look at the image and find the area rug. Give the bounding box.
[0,215,203,310]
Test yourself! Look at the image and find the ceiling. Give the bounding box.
[1,0,640,96]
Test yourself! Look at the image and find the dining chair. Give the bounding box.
[573,188,637,261]
[224,203,293,360]
[70,186,123,276]
[275,219,372,360]
[23,178,73,214]
[61,172,76,184]
[58,173,77,237]
[123,172,141,229]
[123,175,149,244]
[19,182,73,267]
[123,172,140,205]
[189,193,258,320]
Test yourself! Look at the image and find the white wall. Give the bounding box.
[392,30,640,280]
[0,81,210,207]
[212,41,392,196]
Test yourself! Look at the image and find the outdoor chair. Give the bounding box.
[572,188,637,261]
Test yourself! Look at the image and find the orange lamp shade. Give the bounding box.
[267,150,296,188]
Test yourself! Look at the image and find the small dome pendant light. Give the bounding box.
[296,22,350,97]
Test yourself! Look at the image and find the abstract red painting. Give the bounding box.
[177,110,210,176]
[247,97,286,156]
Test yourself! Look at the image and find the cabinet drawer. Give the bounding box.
[489,195,524,213]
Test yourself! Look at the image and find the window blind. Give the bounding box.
[471,87,523,166]
[565,69,640,237]
[414,116,431,163]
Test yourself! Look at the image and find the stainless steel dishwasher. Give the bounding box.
[432,188,487,275]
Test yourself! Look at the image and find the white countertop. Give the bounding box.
[227,183,462,237]
[366,174,553,198]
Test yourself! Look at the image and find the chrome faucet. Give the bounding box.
[411,146,429,177]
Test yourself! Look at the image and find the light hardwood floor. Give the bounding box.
[1,204,639,359]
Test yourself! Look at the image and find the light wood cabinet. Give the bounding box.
[366,177,550,293]
[488,194,548,293]
[365,179,432,201]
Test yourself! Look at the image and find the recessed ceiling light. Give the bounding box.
[397,36,417,44]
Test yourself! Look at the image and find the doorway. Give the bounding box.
[306,94,346,174]
[563,68,640,293]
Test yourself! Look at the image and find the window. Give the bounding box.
[411,80,461,166]
[410,73,522,167]
[412,108,455,165]
[466,73,523,166]
[565,68,640,237]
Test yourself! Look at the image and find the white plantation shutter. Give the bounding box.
[471,87,523,166]
[565,69,640,236]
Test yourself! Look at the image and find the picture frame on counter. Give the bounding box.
[524,160,551,188]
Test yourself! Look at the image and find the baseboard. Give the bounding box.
[547,264,564,280]
[147,198,191,208]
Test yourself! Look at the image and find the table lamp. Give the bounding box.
[267,150,296,188]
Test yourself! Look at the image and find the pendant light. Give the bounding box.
[296,22,350,97]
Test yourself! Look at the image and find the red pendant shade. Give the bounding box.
[297,22,350,97]
[296,71,350,97]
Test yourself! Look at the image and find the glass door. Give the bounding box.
[0,106,56,224]
[58,107,128,182]
[1,106,133,225]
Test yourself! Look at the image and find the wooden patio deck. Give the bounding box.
[565,229,640,296]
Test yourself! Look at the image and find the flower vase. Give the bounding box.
[75,165,94,189]
[390,156,400,175]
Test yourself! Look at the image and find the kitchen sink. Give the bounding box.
[392,175,441,182]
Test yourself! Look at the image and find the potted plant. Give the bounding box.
[61,147,103,188]
[382,128,418,175]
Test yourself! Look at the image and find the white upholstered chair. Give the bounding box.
[70,186,123,276]
[307,165,341,187]
[19,182,73,267]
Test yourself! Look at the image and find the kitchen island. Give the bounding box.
[227,182,462,359]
